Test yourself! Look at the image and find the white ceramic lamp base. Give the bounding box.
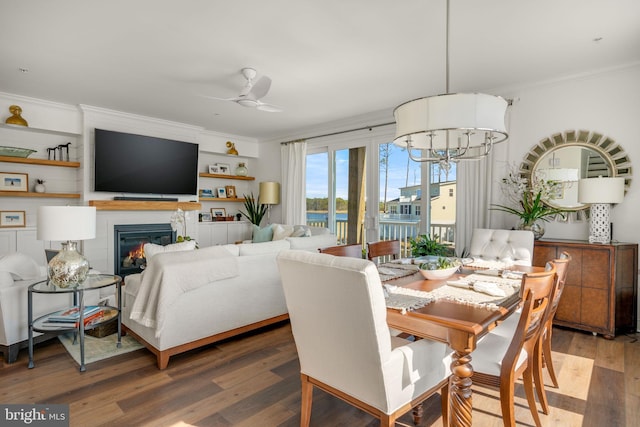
[588,203,611,244]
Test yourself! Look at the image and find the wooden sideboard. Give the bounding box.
[533,239,638,339]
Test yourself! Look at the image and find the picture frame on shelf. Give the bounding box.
[211,208,226,218]
[217,187,227,198]
[0,172,28,192]
[208,165,220,174]
[0,210,26,228]
[225,185,237,198]
[199,188,213,197]
[216,163,231,175]
[200,212,212,222]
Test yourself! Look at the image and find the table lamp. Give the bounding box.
[37,206,96,287]
[258,181,280,221]
[577,177,624,244]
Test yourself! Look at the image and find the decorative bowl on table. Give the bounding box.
[418,257,461,280]
[0,146,36,158]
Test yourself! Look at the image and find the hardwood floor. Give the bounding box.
[1,322,638,427]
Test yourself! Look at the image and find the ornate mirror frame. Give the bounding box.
[519,130,632,222]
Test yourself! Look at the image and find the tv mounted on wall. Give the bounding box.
[94,128,199,196]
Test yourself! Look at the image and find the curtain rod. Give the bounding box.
[280,121,395,145]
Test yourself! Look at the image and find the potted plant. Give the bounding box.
[409,234,449,257]
[241,192,268,226]
[491,166,566,239]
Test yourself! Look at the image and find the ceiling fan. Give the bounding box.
[205,68,282,112]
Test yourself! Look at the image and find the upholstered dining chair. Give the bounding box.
[468,228,534,266]
[471,264,557,427]
[277,250,452,427]
[490,253,571,415]
[319,243,363,258]
[366,240,400,264]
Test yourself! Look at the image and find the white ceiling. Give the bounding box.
[1,0,639,140]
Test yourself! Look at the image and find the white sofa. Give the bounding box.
[122,231,336,369]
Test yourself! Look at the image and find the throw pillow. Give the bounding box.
[272,224,294,241]
[0,253,41,281]
[144,240,197,260]
[291,225,311,237]
[252,224,273,243]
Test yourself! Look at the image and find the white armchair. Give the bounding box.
[276,250,451,426]
[468,228,534,266]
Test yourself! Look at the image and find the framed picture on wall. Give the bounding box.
[225,185,236,198]
[217,187,227,198]
[0,172,28,192]
[215,163,231,175]
[0,210,26,228]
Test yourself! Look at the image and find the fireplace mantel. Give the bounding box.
[89,200,201,211]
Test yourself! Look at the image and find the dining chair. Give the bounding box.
[468,228,534,266]
[277,250,452,427]
[471,264,557,427]
[319,243,363,258]
[366,240,400,264]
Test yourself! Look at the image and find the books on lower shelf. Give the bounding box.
[42,306,104,328]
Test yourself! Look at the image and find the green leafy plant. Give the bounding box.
[491,191,565,226]
[419,256,461,271]
[409,234,448,257]
[241,192,268,226]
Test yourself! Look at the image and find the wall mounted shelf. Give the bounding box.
[0,155,80,168]
[199,197,246,202]
[0,191,80,198]
[199,173,255,181]
[0,123,80,137]
[88,200,201,211]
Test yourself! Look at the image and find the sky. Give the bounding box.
[306,144,457,201]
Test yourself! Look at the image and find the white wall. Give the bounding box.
[498,63,640,243]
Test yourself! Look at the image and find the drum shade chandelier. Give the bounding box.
[393,0,509,166]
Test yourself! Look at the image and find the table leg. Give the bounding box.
[116,281,122,348]
[449,350,473,427]
[27,289,34,369]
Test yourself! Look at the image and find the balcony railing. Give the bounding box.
[307,217,455,258]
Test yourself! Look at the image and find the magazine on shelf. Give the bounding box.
[47,306,101,322]
[42,310,105,328]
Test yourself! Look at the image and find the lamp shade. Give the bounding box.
[393,93,509,149]
[258,181,280,205]
[37,206,96,241]
[578,177,625,204]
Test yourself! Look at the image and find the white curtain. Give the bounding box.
[280,141,307,225]
[454,155,493,255]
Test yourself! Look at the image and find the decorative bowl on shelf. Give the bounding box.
[0,146,36,158]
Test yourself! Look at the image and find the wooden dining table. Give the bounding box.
[383,264,543,427]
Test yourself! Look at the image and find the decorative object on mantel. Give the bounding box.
[0,146,36,158]
[34,179,46,193]
[226,141,238,155]
[235,162,248,176]
[392,0,508,168]
[5,105,28,126]
[37,206,96,288]
[170,208,197,246]
[578,177,625,244]
[491,164,566,239]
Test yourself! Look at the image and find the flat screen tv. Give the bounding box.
[94,128,199,196]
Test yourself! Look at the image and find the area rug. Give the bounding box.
[58,332,144,365]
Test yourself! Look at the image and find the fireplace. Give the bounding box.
[114,224,175,278]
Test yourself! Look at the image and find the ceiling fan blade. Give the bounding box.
[249,75,272,100]
[201,94,241,102]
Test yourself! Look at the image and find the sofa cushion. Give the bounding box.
[272,224,295,241]
[239,239,291,256]
[286,234,337,251]
[252,224,273,243]
[0,253,41,281]
[144,240,197,260]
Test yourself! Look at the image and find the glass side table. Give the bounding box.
[28,274,122,372]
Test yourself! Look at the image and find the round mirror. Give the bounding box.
[519,130,632,222]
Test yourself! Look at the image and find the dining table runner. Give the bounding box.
[384,273,522,314]
[377,261,420,282]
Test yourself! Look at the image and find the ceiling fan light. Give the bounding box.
[237,99,258,108]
